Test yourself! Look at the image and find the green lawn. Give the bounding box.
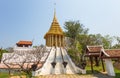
[0,65,120,78]
[0,72,36,78]
[0,72,10,78]
[85,63,120,78]
[114,67,120,78]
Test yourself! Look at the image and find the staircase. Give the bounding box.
[34,47,86,76]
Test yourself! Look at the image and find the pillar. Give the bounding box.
[52,35,53,46]
[54,35,55,46]
[59,35,61,47]
[57,35,59,47]
[61,36,63,46]
[62,36,64,47]
[50,35,51,46]
[48,35,50,46]
[105,59,115,76]
[46,38,48,46]
[63,36,65,47]
[57,35,58,46]
[47,36,48,46]
[90,57,93,73]
[46,38,47,46]
[55,35,57,47]
[49,35,50,46]
[51,35,52,46]
[101,58,105,72]
[95,57,99,66]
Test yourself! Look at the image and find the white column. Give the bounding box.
[105,59,115,76]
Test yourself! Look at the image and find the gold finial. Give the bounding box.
[53,2,57,22]
[54,3,56,16]
[54,2,56,11]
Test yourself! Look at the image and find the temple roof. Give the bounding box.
[44,10,64,38]
[101,49,120,58]
[16,40,32,45]
[87,45,103,53]
[86,45,120,58]
[85,45,104,57]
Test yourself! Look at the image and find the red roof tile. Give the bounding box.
[87,45,103,52]
[16,41,32,45]
[104,49,120,58]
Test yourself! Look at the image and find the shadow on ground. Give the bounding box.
[86,70,114,78]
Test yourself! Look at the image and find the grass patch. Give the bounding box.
[85,65,103,74]
[114,67,120,78]
[0,64,119,78]
[0,72,10,78]
[85,63,120,78]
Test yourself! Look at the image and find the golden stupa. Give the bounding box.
[44,10,65,47]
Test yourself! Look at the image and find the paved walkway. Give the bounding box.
[37,74,114,78]
[37,74,95,78]
[10,74,114,78]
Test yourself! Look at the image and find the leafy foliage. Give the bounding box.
[64,21,88,46]
[0,49,8,61]
[63,20,118,68]
[64,20,89,67]
[112,36,120,49]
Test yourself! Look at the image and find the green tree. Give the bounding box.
[64,20,88,46]
[0,48,8,62]
[82,34,112,49]
[64,20,113,68]
[112,36,120,49]
[64,20,89,67]
[102,35,113,49]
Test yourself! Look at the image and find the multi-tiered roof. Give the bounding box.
[44,10,64,47]
[44,10,64,38]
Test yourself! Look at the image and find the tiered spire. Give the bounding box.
[44,9,64,39]
[44,9,65,47]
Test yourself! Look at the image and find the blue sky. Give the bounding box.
[1,0,120,48]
